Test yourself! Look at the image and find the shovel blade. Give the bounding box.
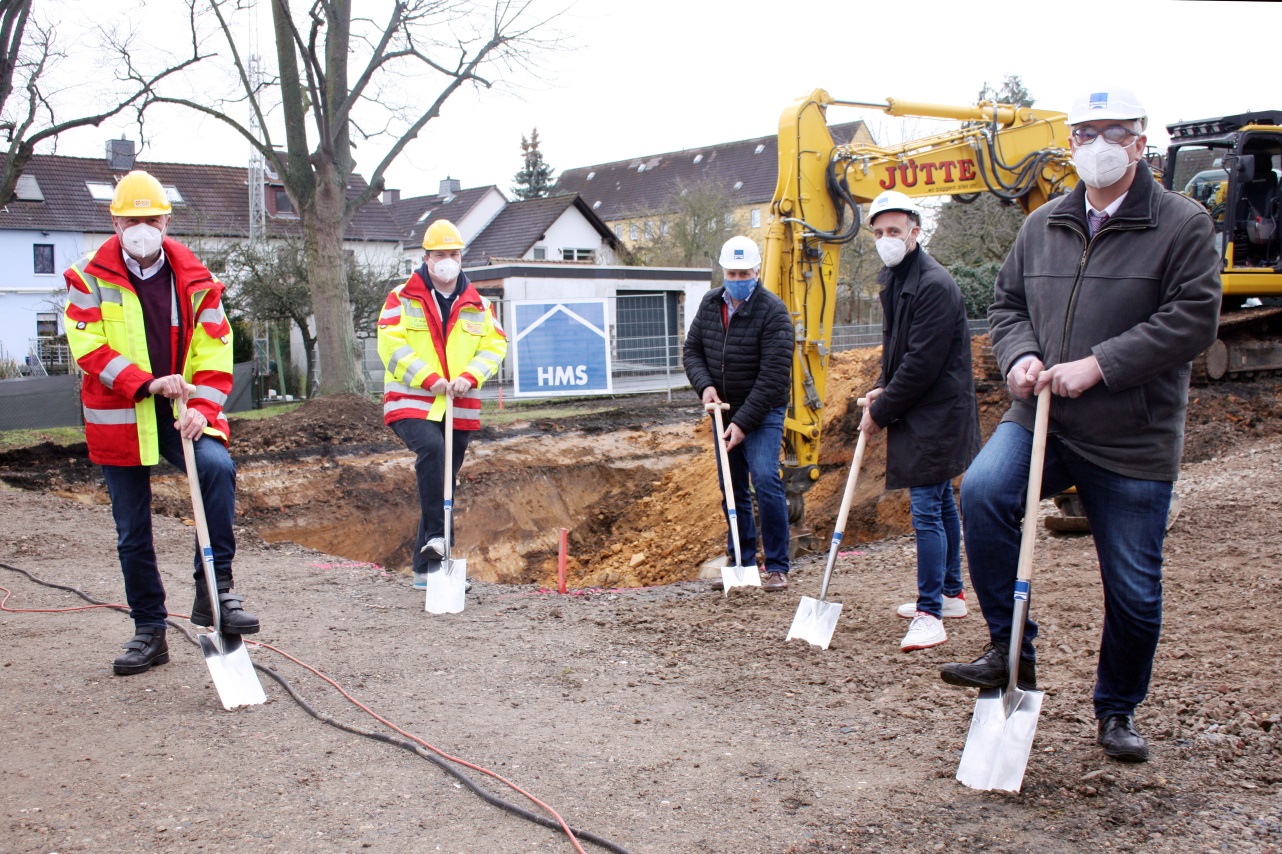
[720,564,761,591]
[785,596,843,649]
[956,686,1044,792]
[198,632,266,710]
[425,558,467,614]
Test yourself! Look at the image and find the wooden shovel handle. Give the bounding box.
[1016,388,1052,583]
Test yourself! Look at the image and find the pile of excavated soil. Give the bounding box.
[232,394,393,456]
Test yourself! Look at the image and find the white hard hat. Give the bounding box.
[1068,86,1147,129]
[867,190,922,227]
[718,235,762,270]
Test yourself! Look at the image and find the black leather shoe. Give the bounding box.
[113,626,169,675]
[1098,714,1149,762]
[939,643,1037,691]
[191,589,260,634]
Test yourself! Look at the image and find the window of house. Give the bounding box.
[724,214,734,228]
[36,311,59,338]
[275,188,295,215]
[561,248,594,261]
[33,243,54,275]
[629,223,638,241]
[614,225,622,238]
[533,247,547,260]
[403,259,414,275]
[164,186,184,205]
[661,223,669,237]
[645,222,654,239]
[751,209,761,228]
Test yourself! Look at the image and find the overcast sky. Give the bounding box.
[43,0,1282,202]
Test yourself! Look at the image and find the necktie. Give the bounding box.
[1088,210,1109,237]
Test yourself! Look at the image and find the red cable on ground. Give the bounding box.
[0,570,591,853]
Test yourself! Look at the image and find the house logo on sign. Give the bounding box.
[511,299,612,397]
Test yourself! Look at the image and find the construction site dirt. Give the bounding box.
[1,344,1280,853]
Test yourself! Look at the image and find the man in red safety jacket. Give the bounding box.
[64,170,259,676]
[377,219,506,589]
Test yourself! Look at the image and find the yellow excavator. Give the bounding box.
[762,88,1282,525]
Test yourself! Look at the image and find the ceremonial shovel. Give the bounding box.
[786,396,868,649]
[425,395,467,614]
[177,401,266,711]
[955,387,1051,792]
[706,402,760,592]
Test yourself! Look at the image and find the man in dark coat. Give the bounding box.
[940,86,1220,763]
[684,236,795,590]
[860,190,981,651]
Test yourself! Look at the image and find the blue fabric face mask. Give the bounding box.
[724,277,756,301]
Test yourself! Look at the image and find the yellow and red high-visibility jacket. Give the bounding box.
[64,236,233,466]
[377,270,506,430]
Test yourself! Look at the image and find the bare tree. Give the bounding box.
[220,236,403,393]
[0,0,207,205]
[153,0,560,396]
[634,177,743,277]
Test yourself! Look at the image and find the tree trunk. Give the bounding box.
[302,165,366,396]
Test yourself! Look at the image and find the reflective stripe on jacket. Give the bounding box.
[377,270,507,431]
[64,236,233,466]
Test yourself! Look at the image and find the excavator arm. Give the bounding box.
[763,88,1075,522]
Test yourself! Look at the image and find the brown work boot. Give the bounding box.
[762,572,789,592]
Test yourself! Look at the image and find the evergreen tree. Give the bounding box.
[512,128,555,200]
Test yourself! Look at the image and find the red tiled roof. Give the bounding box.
[0,154,402,242]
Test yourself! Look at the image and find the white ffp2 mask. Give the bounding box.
[1072,137,1135,189]
[432,258,461,283]
[876,236,908,267]
[121,223,164,258]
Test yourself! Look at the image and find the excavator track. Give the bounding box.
[1197,306,1282,381]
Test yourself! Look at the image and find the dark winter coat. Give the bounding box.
[990,161,1221,481]
[683,286,794,433]
[870,247,981,490]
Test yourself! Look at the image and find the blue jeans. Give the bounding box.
[712,405,790,573]
[961,421,1172,718]
[909,480,964,618]
[101,397,237,629]
[391,418,471,574]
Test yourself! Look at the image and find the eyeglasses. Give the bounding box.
[1071,124,1142,145]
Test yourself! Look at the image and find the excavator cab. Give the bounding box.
[1165,111,1282,379]
[1165,111,1282,298]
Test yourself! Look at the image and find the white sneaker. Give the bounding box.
[900,613,947,651]
[896,591,968,619]
[412,570,428,590]
[421,537,446,557]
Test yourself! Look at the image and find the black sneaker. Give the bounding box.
[112,626,169,675]
[939,642,1037,691]
[191,589,261,634]
[1098,714,1149,762]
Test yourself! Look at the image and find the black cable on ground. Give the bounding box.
[0,561,634,854]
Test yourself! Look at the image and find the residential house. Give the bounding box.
[553,121,873,250]
[0,141,403,374]
[383,178,507,274]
